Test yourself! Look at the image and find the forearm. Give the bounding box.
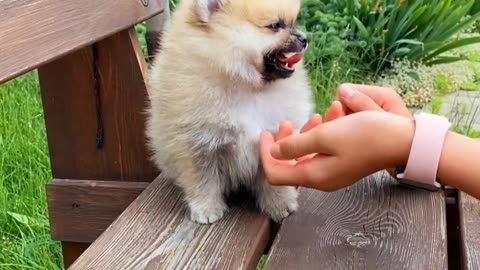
[438,132,480,199]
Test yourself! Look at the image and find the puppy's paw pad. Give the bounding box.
[190,205,227,224]
[260,187,299,223]
[266,199,298,222]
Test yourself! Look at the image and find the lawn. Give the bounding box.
[1,1,480,269]
[0,71,63,269]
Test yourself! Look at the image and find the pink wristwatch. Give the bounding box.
[394,112,451,191]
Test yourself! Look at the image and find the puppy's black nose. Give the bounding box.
[297,35,307,48]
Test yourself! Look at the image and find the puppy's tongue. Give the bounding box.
[278,52,303,68]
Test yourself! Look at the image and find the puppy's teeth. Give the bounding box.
[284,52,296,58]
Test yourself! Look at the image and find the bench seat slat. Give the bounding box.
[0,0,164,84]
[69,174,272,270]
[459,192,480,269]
[263,171,447,270]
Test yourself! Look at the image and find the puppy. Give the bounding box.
[145,0,314,224]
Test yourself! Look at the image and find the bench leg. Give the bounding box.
[37,28,158,267]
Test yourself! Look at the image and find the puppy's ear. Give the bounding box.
[194,0,224,23]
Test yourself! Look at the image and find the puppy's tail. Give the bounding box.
[145,0,172,59]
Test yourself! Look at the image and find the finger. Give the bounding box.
[260,131,297,166]
[339,83,411,117]
[325,101,346,122]
[276,121,293,141]
[260,132,299,185]
[338,84,384,113]
[271,126,332,160]
[296,153,317,163]
[260,131,276,160]
[301,114,322,133]
[265,154,338,190]
[263,159,310,187]
[271,131,318,160]
[296,114,323,163]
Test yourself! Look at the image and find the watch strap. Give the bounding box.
[396,113,450,191]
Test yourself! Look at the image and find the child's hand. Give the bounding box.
[335,83,411,118]
[272,114,322,166]
[260,111,414,192]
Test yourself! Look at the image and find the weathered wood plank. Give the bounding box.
[0,0,165,84]
[38,28,159,182]
[47,179,148,243]
[69,174,272,270]
[263,171,447,270]
[459,192,480,270]
[39,28,158,267]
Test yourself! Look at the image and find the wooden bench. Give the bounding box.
[1,0,479,269]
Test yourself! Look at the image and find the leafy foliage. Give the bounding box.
[298,0,480,74]
[470,1,480,15]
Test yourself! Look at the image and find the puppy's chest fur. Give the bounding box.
[190,87,306,186]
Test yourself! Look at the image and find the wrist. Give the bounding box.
[387,116,415,169]
[437,131,465,187]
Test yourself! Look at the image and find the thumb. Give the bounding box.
[338,84,383,113]
[271,127,328,160]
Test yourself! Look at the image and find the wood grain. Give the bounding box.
[459,192,480,270]
[263,171,448,270]
[0,0,165,84]
[39,28,159,266]
[47,179,148,243]
[69,174,272,270]
[38,28,159,182]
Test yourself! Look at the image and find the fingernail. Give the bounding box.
[260,131,271,140]
[270,143,282,159]
[332,100,342,107]
[340,85,355,98]
[280,121,292,129]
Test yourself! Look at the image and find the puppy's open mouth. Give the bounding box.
[263,49,304,81]
[276,52,303,70]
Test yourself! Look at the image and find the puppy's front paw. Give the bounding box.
[258,186,298,223]
[189,201,227,224]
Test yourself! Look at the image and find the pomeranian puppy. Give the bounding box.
[145,0,314,224]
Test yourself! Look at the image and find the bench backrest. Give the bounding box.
[1,3,167,266]
[0,0,164,84]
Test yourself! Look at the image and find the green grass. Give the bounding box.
[0,71,62,269]
[430,96,444,115]
[454,126,480,138]
[256,255,267,270]
[434,74,455,96]
[461,82,480,91]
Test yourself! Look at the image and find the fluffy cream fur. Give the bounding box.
[146,0,314,224]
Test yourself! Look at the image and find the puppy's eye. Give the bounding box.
[267,22,281,31]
